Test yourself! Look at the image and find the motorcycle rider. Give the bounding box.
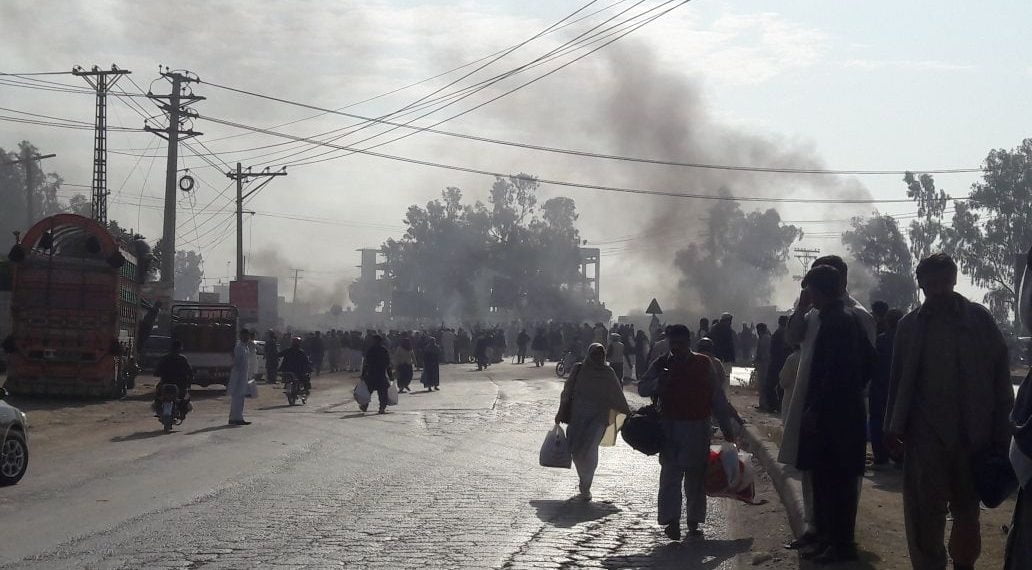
[153,340,194,417]
[278,337,313,391]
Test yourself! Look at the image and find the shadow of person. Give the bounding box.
[110,430,169,442]
[529,499,621,529]
[602,537,753,570]
[258,404,296,411]
[339,412,371,420]
[185,424,238,435]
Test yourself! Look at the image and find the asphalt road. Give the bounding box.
[0,363,758,569]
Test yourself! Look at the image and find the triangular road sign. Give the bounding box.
[645,298,663,315]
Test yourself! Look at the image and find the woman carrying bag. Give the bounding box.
[555,343,631,501]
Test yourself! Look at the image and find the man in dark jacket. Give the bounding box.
[709,313,736,370]
[764,315,790,413]
[516,329,530,364]
[361,334,393,414]
[278,337,313,390]
[153,340,194,416]
[869,309,902,468]
[795,264,874,564]
[264,330,279,384]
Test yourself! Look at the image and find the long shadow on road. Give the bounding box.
[529,498,620,528]
[601,538,753,570]
[110,429,170,442]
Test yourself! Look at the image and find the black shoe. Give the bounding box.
[812,544,858,564]
[785,532,819,550]
[359,404,368,412]
[228,420,251,425]
[378,409,387,415]
[663,522,680,542]
[686,523,703,537]
[799,543,828,560]
[433,386,440,391]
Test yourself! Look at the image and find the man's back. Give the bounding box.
[156,353,192,387]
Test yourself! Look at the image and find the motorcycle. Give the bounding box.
[153,383,190,433]
[281,372,310,406]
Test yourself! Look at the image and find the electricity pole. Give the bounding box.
[226,164,287,281]
[72,64,131,224]
[145,67,203,291]
[3,151,56,228]
[793,248,822,281]
[290,268,304,303]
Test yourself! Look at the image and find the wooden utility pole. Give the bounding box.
[145,68,203,290]
[4,150,56,228]
[290,268,304,303]
[226,164,287,281]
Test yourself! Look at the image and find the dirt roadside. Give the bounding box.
[729,385,1016,570]
[0,371,360,459]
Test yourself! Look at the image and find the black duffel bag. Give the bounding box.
[621,404,664,456]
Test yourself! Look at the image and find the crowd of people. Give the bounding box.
[552,252,1030,568]
[149,250,1032,567]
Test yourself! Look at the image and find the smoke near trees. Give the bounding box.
[841,214,916,310]
[0,141,65,242]
[673,198,802,318]
[369,174,606,323]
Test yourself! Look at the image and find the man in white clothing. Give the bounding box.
[228,329,253,426]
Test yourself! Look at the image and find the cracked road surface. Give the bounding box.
[0,364,757,569]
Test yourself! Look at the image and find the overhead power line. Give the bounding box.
[199,113,968,205]
[265,0,687,170]
[203,80,980,176]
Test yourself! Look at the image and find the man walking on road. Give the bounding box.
[885,253,1014,570]
[361,334,394,414]
[228,329,253,426]
[264,330,279,383]
[764,315,790,414]
[516,329,530,365]
[639,325,736,541]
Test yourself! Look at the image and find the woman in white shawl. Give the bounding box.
[555,343,631,500]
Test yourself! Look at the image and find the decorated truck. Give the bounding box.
[2,214,148,397]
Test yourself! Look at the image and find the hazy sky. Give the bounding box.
[3,0,1030,315]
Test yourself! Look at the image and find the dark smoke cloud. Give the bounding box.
[489,40,874,315]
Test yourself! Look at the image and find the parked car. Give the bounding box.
[0,387,29,485]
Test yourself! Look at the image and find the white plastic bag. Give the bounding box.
[539,424,572,468]
[387,381,400,406]
[246,379,259,399]
[706,443,757,502]
[353,381,371,407]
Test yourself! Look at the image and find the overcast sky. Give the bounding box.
[3,0,1030,315]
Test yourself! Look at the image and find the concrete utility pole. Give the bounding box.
[4,150,56,228]
[226,164,287,281]
[145,67,204,291]
[72,64,131,224]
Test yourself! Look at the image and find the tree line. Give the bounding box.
[1,140,204,301]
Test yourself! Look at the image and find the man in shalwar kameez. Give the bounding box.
[639,325,736,541]
[227,329,253,426]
